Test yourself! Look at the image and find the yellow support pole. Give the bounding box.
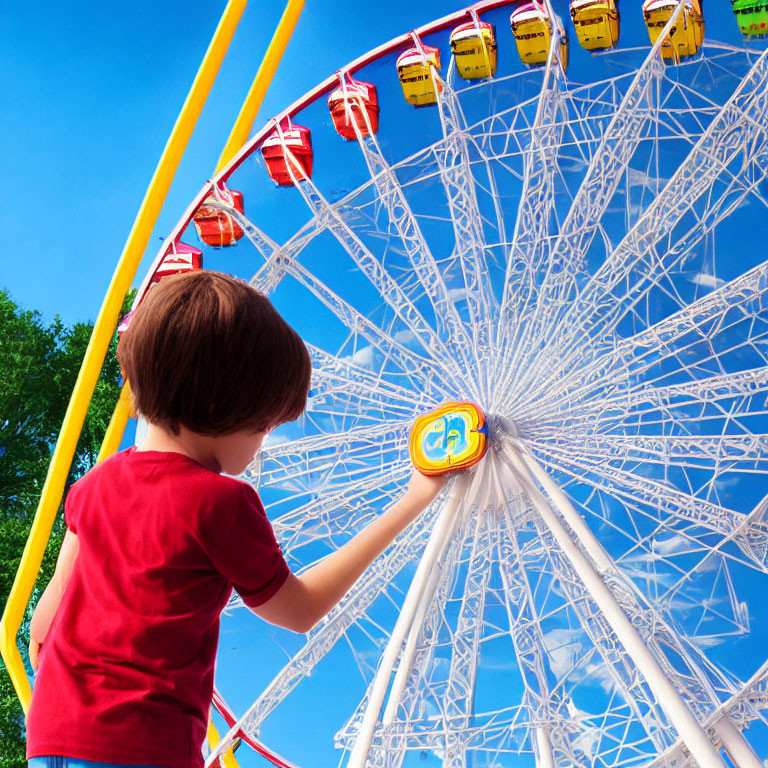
[96,0,306,484]
[100,0,306,484]
[207,718,240,768]
[97,382,134,463]
[0,0,248,711]
[215,0,305,174]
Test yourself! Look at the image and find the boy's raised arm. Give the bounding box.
[29,529,79,670]
[251,471,447,634]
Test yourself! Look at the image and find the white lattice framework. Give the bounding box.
[173,7,768,767]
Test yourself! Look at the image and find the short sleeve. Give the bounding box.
[202,483,290,608]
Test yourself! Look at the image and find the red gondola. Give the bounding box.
[118,241,202,342]
[150,241,203,285]
[261,120,313,186]
[192,182,245,248]
[328,76,379,141]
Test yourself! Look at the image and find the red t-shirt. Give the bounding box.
[26,447,289,768]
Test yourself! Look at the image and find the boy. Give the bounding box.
[26,270,446,768]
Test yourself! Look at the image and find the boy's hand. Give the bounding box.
[404,470,449,510]
[29,639,41,671]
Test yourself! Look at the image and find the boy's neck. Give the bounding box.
[137,422,222,473]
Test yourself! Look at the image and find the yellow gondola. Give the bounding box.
[396,41,441,107]
[510,2,569,68]
[571,0,620,51]
[642,0,705,61]
[450,17,498,79]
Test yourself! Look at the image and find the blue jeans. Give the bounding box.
[29,759,166,768]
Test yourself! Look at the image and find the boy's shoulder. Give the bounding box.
[67,448,259,535]
[74,447,252,501]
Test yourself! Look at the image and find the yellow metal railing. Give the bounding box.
[208,717,240,768]
[1,9,305,762]
[216,0,305,175]
[0,0,248,710]
[97,381,135,463]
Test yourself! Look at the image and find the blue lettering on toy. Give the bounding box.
[422,414,470,461]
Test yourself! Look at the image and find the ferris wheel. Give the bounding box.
[130,1,768,766]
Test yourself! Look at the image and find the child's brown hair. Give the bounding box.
[117,270,311,436]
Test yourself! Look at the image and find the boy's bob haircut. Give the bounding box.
[117,270,311,436]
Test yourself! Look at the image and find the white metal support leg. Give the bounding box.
[713,717,763,768]
[501,441,727,768]
[533,726,555,768]
[518,446,763,767]
[347,474,471,768]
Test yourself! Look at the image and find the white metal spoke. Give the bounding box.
[531,432,768,473]
[257,422,409,488]
[552,367,768,435]
[513,50,768,407]
[226,205,454,396]
[494,7,683,405]
[307,344,428,419]
[495,32,565,379]
[354,128,478,386]
[433,70,498,402]
[529,446,768,571]
[288,170,473,399]
[518,258,768,422]
[269,461,409,536]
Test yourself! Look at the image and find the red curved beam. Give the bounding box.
[220,0,519,178]
[212,687,299,768]
[134,0,520,304]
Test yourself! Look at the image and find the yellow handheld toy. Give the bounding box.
[409,402,488,476]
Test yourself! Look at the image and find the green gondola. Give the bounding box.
[731,0,768,38]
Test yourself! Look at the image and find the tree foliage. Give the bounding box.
[0,289,133,767]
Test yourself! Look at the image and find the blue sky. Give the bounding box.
[1,0,480,327]
[0,1,744,328]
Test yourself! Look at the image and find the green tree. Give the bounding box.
[0,289,133,767]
